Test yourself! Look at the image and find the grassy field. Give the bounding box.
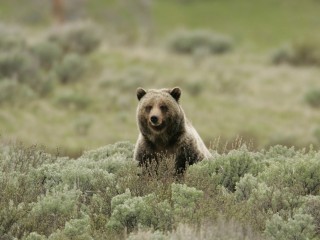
[2,0,320,48]
[0,0,320,156]
[1,44,320,155]
[152,0,320,49]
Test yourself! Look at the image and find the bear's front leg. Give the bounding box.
[175,142,203,173]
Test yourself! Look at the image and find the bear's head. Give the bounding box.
[136,87,184,141]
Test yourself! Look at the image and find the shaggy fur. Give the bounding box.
[134,87,211,173]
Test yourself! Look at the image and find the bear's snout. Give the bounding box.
[148,106,163,127]
[150,116,159,125]
[149,113,164,130]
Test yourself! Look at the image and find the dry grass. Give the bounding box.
[128,220,264,240]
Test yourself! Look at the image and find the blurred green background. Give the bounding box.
[1,0,320,156]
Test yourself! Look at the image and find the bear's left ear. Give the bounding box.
[137,87,147,101]
[170,87,181,102]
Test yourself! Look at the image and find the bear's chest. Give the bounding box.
[152,144,175,155]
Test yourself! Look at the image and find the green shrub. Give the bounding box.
[303,196,320,235]
[55,53,85,84]
[24,232,47,240]
[263,144,299,160]
[305,89,320,108]
[31,41,62,70]
[61,214,93,240]
[0,79,35,105]
[265,212,316,240]
[271,41,320,66]
[61,165,115,193]
[0,144,60,237]
[0,51,52,96]
[48,21,101,55]
[27,187,81,235]
[0,24,26,51]
[171,183,203,223]
[0,200,28,238]
[234,173,259,201]
[167,29,233,55]
[79,141,134,169]
[3,142,320,238]
[186,147,262,192]
[0,51,33,80]
[245,182,302,231]
[271,45,294,65]
[0,143,56,174]
[259,154,320,195]
[107,190,173,233]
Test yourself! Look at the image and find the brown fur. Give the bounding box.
[134,87,211,173]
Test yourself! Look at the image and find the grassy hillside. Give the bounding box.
[1,36,320,155]
[0,0,320,154]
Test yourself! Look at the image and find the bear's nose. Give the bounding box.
[150,116,158,124]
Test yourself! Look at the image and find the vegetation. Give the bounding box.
[0,20,320,153]
[0,1,320,238]
[0,142,320,239]
[271,41,320,66]
[305,89,320,108]
[166,29,232,55]
[0,0,319,154]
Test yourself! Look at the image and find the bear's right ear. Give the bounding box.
[170,87,181,102]
[137,87,147,101]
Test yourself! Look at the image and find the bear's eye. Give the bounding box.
[145,106,152,112]
[160,105,168,112]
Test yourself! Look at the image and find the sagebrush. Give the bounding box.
[1,142,320,239]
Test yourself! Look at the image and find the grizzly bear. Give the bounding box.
[134,87,211,173]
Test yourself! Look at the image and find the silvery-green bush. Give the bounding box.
[55,53,85,84]
[265,211,316,240]
[303,196,320,235]
[234,173,258,201]
[0,51,37,81]
[108,189,173,233]
[1,142,320,239]
[31,41,63,70]
[48,21,101,55]
[186,146,262,192]
[167,29,233,55]
[0,79,35,105]
[0,50,54,98]
[171,183,203,223]
[259,148,320,195]
[0,24,26,51]
[305,89,320,108]
[27,186,81,235]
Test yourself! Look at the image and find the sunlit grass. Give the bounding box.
[154,0,320,50]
